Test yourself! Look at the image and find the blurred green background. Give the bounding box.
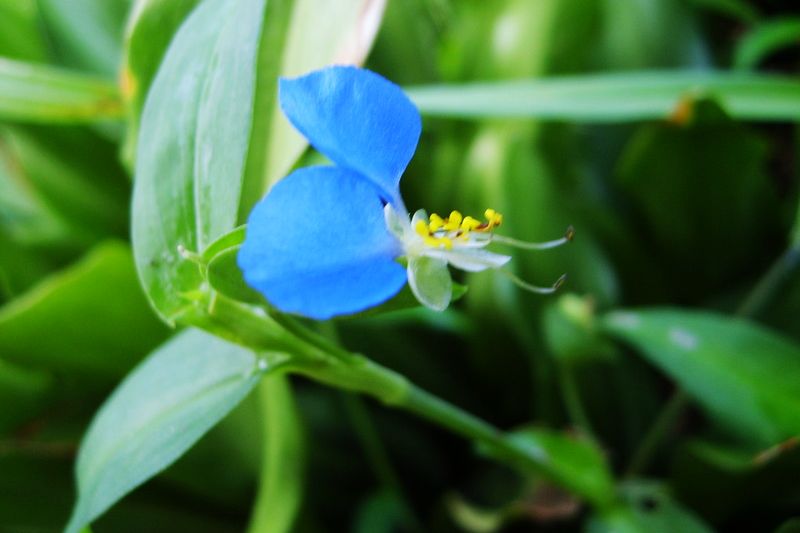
[1,0,800,532]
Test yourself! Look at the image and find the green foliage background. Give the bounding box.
[1,0,800,532]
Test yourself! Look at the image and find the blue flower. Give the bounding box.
[238,66,569,319]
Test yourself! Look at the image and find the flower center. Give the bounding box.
[413,209,503,250]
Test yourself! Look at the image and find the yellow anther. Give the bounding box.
[461,216,481,232]
[429,213,444,232]
[415,220,430,237]
[484,208,503,228]
[444,210,462,231]
[439,237,454,250]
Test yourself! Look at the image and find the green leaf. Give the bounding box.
[37,0,130,76]
[0,59,123,122]
[0,242,168,379]
[245,376,306,533]
[602,308,800,447]
[132,0,267,321]
[0,0,47,61]
[206,245,263,305]
[614,99,774,300]
[121,0,200,165]
[406,71,800,122]
[0,358,52,433]
[589,481,713,533]
[734,18,800,70]
[65,328,266,533]
[503,427,616,509]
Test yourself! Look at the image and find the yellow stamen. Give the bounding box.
[428,213,444,232]
[415,220,430,237]
[444,210,462,231]
[461,216,481,232]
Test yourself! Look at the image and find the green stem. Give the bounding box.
[203,292,608,507]
[557,365,595,439]
[625,240,800,477]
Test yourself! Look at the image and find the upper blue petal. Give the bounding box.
[279,66,421,207]
[238,165,407,319]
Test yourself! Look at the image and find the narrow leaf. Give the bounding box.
[65,328,265,533]
[734,18,800,70]
[406,71,800,122]
[0,58,122,122]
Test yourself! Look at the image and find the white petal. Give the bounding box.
[407,255,452,311]
[426,248,511,272]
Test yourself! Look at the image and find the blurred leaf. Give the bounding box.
[406,72,800,122]
[734,18,800,70]
[37,0,130,76]
[603,308,800,447]
[0,242,168,379]
[353,491,407,533]
[245,376,306,533]
[65,328,265,533]
[0,358,52,432]
[0,0,47,61]
[615,99,774,299]
[775,518,800,533]
[0,58,123,122]
[589,481,713,533]
[685,0,759,23]
[502,427,616,509]
[1,125,129,247]
[0,229,54,299]
[596,0,708,69]
[255,0,387,191]
[121,0,201,166]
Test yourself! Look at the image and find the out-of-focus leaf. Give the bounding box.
[602,308,800,447]
[615,99,774,300]
[0,0,47,61]
[0,125,129,253]
[65,328,266,533]
[774,518,800,533]
[132,0,388,322]
[406,72,800,122]
[121,0,201,165]
[0,359,52,432]
[0,229,54,299]
[0,59,123,122]
[0,242,168,379]
[37,0,130,76]
[589,481,713,533]
[734,18,800,70]
[685,0,759,23]
[502,427,616,509]
[596,0,708,69]
[353,491,407,533]
[245,376,306,533]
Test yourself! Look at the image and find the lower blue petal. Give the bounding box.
[238,166,407,319]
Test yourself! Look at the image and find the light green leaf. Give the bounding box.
[245,376,306,533]
[0,0,47,61]
[407,256,452,312]
[132,0,266,321]
[406,71,800,122]
[602,309,800,446]
[503,427,616,509]
[734,18,800,70]
[65,328,266,533]
[0,242,168,379]
[0,58,123,123]
[37,0,130,76]
[121,0,201,165]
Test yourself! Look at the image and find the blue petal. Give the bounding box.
[279,66,421,207]
[238,165,407,319]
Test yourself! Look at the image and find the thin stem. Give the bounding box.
[342,394,421,530]
[557,365,595,439]
[624,390,690,478]
[491,226,574,250]
[736,246,800,318]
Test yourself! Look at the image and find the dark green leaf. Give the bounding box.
[602,308,800,446]
[406,72,800,122]
[0,242,168,379]
[65,328,265,533]
[0,59,123,122]
[734,18,800,70]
